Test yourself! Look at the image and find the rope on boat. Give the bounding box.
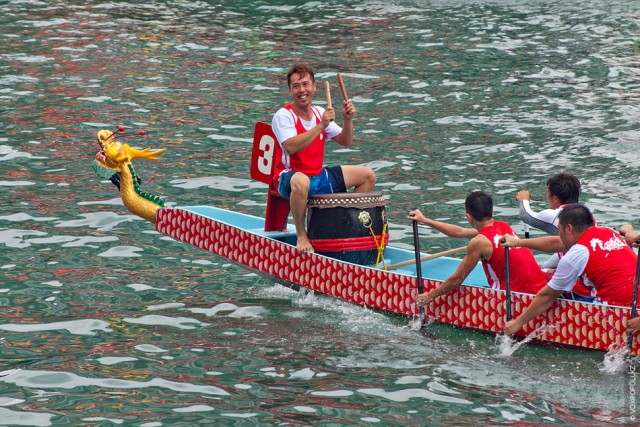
[358,210,388,270]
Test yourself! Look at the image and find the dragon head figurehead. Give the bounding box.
[96,129,165,167]
[92,127,166,224]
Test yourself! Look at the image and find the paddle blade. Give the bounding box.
[419,317,435,338]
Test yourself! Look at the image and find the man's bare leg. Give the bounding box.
[289,172,313,253]
[342,165,376,193]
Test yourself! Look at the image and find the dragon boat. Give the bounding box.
[91,124,640,356]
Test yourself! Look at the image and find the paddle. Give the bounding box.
[627,241,640,354]
[500,238,512,322]
[410,215,427,330]
[386,246,467,270]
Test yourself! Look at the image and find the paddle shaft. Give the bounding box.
[337,73,348,100]
[627,243,640,352]
[501,239,512,322]
[412,220,425,321]
[386,245,467,270]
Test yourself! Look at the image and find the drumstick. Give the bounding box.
[325,81,332,109]
[325,81,333,121]
[337,73,348,101]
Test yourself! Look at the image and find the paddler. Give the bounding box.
[619,224,640,247]
[514,172,593,301]
[501,204,639,335]
[411,190,547,308]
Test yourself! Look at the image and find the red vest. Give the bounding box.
[577,226,638,306]
[553,204,593,297]
[479,221,547,293]
[273,104,326,182]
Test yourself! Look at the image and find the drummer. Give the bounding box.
[271,63,375,253]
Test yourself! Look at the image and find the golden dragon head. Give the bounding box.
[92,127,168,223]
[96,128,165,167]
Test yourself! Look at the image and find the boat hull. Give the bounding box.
[155,206,638,355]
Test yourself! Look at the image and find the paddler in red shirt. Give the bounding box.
[411,190,547,308]
[502,204,639,336]
[620,224,640,334]
[620,224,640,248]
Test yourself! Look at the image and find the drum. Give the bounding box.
[306,192,388,265]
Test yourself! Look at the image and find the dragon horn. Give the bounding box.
[127,146,166,161]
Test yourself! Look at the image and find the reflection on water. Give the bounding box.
[1,0,639,425]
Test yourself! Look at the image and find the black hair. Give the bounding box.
[547,173,581,204]
[286,63,315,88]
[557,203,595,233]
[464,191,493,221]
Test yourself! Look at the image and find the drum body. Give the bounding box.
[306,192,388,265]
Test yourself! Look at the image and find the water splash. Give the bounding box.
[599,345,634,374]
[408,316,435,332]
[496,324,553,357]
[496,334,522,357]
[408,317,422,331]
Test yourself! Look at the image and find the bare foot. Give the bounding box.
[296,235,315,254]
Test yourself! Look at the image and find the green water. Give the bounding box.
[1,0,639,425]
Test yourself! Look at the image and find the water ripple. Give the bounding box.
[0,369,229,396]
[124,315,209,330]
[358,387,472,404]
[0,407,53,427]
[0,319,111,336]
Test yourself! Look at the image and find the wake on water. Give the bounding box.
[260,283,638,376]
[495,323,637,375]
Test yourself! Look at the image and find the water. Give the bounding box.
[1,0,639,425]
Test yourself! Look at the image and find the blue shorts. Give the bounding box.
[561,292,596,303]
[277,166,346,199]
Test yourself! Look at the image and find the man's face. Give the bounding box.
[546,188,561,209]
[558,222,576,250]
[289,72,316,109]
